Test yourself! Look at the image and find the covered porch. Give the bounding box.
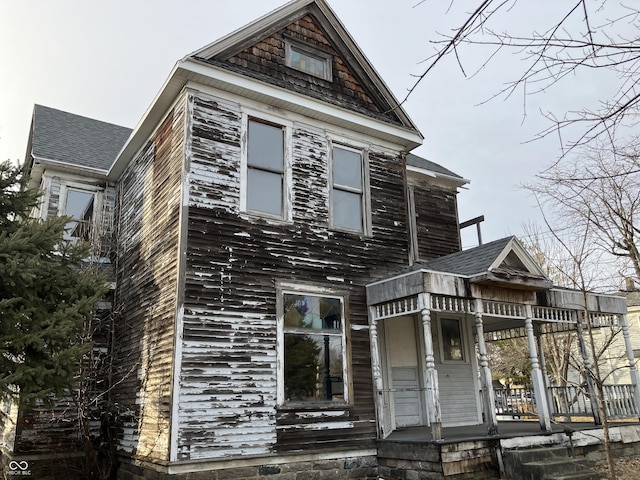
[366,237,640,443]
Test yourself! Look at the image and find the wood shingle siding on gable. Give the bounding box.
[173,90,409,460]
[220,15,400,125]
[113,98,187,461]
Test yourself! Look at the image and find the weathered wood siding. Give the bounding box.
[113,97,186,461]
[411,184,460,261]
[216,15,401,125]
[176,91,410,460]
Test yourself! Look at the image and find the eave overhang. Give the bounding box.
[28,155,109,190]
[109,58,424,181]
[406,164,469,189]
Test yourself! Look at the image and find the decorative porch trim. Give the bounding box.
[371,296,421,321]
[431,295,474,313]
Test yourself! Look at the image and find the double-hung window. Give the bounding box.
[244,117,287,218]
[279,288,347,404]
[331,146,367,233]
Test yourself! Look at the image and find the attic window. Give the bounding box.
[285,39,332,80]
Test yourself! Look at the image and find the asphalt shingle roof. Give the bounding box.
[421,236,515,276]
[406,153,463,179]
[31,105,132,172]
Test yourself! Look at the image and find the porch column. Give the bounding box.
[474,299,498,435]
[619,313,640,418]
[419,293,442,440]
[524,305,551,432]
[368,307,387,438]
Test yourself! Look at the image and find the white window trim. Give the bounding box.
[58,182,101,242]
[276,281,350,406]
[240,111,293,221]
[328,140,371,235]
[284,37,333,81]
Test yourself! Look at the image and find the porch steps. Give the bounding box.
[503,446,601,480]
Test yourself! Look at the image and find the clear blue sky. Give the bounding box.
[0,1,608,248]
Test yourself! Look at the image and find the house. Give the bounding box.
[4,0,640,479]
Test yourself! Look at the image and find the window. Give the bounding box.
[331,146,365,232]
[62,188,95,241]
[285,39,332,80]
[440,318,464,362]
[246,119,285,217]
[280,292,346,404]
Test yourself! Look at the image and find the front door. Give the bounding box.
[384,315,425,428]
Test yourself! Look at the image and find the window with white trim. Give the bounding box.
[330,145,366,233]
[61,187,95,242]
[245,118,286,218]
[280,290,347,404]
[285,39,332,81]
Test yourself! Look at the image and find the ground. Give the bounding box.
[596,457,640,479]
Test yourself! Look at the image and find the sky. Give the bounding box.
[0,1,612,249]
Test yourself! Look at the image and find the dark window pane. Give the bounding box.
[332,190,362,231]
[247,169,283,216]
[65,190,94,240]
[284,333,343,402]
[248,120,283,171]
[333,148,361,189]
[441,318,464,361]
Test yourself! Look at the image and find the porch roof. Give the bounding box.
[367,236,553,306]
[366,236,627,320]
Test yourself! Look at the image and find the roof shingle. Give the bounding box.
[31,105,132,172]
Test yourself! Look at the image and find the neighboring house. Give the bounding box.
[3,1,639,479]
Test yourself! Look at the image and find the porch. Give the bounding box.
[365,237,640,444]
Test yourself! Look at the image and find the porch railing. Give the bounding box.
[494,384,639,420]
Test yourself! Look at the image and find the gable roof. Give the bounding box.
[421,236,552,289]
[109,0,423,179]
[190,0,417,130]
[29,105,131,172]
[423,236,515,277]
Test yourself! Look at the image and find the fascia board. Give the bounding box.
[188,0,315,60]
[110,59,424,180]
[406,164,470,188]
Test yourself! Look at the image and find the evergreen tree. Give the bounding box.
[0,160,107,408]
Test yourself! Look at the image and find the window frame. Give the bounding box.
[276,282,351,407]
[240,112,292,221]
[328,142,371,235]
[58,182,100,242]
[284,37,333,81]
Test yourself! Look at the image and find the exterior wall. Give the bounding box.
[411,183,460,262]
[112,96,187,461]
[173,90,412,462]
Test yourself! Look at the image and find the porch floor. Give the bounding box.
[384,420,604,444]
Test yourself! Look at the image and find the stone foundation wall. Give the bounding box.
[117,455,378,480]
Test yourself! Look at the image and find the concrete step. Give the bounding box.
[504,446,570,465]
[503,445,599,480]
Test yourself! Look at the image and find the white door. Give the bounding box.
[385,315,425,428]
